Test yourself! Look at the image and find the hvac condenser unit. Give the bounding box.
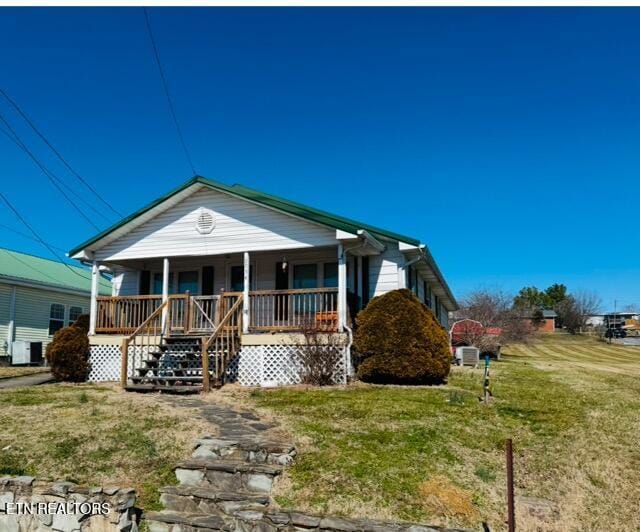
[455,346,480,367]
[11,341,43,365]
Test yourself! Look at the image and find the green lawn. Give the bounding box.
[244,335,640,531]
[0,384,210,509]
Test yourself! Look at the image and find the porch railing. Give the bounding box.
[97,288,340,335]
[95,295,162,334]
[249,288,339,332]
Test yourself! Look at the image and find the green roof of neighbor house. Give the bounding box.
[68,175,422,257]
[0,247,111,295]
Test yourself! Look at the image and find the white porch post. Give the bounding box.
[7,286,16,357]
[242,252,250,334]
[161,257,170,333]
[338,244,347,331]
[89,261,99,335]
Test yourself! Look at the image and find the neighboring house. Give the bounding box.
[0,247,111,362]
[520,309,557,332]
[69,176,458,389]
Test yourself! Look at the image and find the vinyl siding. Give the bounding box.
[368,242,403,298]
[95,187,338,261]
[0,285,11,356]
[111,267,139,296]
[11,286,90,352]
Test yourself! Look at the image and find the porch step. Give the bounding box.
[174,459,283,494]
[159,485,269,515]
[124,384,203,395]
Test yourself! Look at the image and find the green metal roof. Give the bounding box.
[0,247,111,295]
[68,176,421,257]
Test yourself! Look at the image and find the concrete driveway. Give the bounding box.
[0,372,55,389]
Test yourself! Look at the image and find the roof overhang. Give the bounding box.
[401,245,458,311]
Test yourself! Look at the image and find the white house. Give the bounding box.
[0,247,111,363]
[69,177,457,391]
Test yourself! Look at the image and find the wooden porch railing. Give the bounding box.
[96,295,162,334]
[120,299,167,387]
[98,288,340,336]
[249,287,339,332]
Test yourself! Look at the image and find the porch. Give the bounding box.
[94,288,341,336]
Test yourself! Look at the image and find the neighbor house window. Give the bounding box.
[49,303,65,335]
[69,306,83,325]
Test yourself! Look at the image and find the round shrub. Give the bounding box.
[354,289,450,384]
[45,325,90,382]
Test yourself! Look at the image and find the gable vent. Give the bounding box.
[195,209,215,234]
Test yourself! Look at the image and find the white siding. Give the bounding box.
[95,187,337,261]
[9,286,90,353]
[368,242,403,298]
[111,267,139,296]
[0,285,11,357]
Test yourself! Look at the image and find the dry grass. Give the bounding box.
[0,366,50,379]
[0,383,211,509]
[243,334,640,531]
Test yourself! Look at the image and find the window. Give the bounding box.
[178,271,199,294]
[423,281,431,308]
[152,272,174,295]
[230,265,253,292]
[69,306,83,324]
[323,262,338,288]
[49,303,65,335]
[293,264,318,289]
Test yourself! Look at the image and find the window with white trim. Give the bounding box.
[49,303,66,335]
[69,306,83,325]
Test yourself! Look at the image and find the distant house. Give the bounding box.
[520,309,557,332]
[0,247,111,362]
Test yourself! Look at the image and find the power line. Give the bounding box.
[0,193,93,282]
[0,88,123,218]
[0,110,102,231]
[0,222,67,253]
[143,7,197,176]
[0,124,112,224]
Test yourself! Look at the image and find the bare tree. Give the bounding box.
[555,291,601,334]
[455,289,535,345]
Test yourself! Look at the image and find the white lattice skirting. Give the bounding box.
[89,344,348,386]
[88,345,159,383]
[227,345,348,387]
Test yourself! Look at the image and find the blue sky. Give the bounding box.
[0,8,638,311]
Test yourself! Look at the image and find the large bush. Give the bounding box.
[45,323,90,382]
[354,289,450,384]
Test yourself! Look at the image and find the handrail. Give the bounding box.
[203,295,244,349]
[249,288,338,295]
[120,299,168,388]
[97,294,161,301]
[127,299,168,340]
[201,295,244,391]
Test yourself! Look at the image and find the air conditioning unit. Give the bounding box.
[455,346,480,367]
[11,341,43,365]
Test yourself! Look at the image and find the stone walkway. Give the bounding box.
[158,395,279,440]
[0,372,54,389]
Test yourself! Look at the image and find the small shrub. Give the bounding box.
[45,325,90,382]
[295,321,346,386]
[354,289,450,384]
